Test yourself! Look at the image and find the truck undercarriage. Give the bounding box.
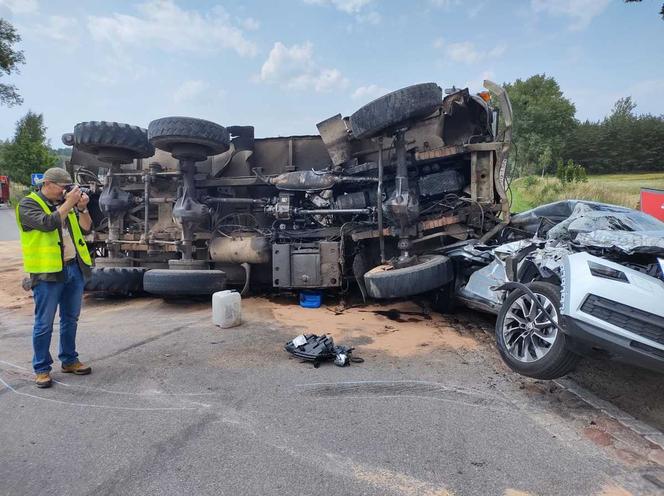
[64,80,513,299]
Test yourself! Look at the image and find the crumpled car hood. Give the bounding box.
[510,201,664,255]
[575,230,664,256]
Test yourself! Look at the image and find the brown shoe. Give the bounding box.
[35,372,52,388]
[61,361,92,375]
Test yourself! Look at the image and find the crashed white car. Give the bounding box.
[440,200,664,379]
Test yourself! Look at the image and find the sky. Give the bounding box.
[0,0,662,147]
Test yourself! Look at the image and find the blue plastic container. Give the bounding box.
[299,290,322,308]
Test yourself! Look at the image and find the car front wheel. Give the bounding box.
[495,281,580,380]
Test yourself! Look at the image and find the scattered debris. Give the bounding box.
[284,334,360,368]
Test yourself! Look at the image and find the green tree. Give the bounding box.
[503,74,577,177]
[0,19,25,107]
[576,164,588,182]
[565,159,576,183]
[0,111,58,185]
[609,96,637,121]
[555,159,566,182]
[536,145,552,178]
[566,95,664,174]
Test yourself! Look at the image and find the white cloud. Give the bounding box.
[352,84,389,102]
[87,0,258,57]
[464,70,496,93]
[445,41,482,63]
[436,39,507,64]
[27,16,79,48]
[303,0,373,14]
[531,0,610,30]
[86,52,149,86]
[488,44,507,58]
[258,41,349,93]
[312,68,349,92]
[173,80,209,103]
[0,0,38,15]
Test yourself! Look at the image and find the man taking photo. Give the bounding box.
[16,167,93,388]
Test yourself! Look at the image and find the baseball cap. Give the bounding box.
[40,167,72,185]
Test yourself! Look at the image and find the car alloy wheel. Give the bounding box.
[501,292,558,363]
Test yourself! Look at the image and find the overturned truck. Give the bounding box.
[63,81,513,299]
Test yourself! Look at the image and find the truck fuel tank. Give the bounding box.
[209,235,271,264]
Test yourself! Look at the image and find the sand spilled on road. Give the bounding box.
[243,297,479,357]
[0,239,482,357]
[0,241,32,315]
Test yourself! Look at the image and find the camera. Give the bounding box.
[64,184,91,196]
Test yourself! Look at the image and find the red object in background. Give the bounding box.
[0,176,9,205]
[640,188,664,221]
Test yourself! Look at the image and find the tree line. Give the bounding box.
[502,74,664,177]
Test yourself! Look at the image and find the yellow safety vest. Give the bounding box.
[16,192,92,273]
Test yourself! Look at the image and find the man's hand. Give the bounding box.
[63,186,82,208]
[76,192,93,231]
[77,192,90,210]
[57,186,82,221]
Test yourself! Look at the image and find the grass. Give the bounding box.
[509,172,664,212]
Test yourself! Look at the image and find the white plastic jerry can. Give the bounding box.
[212,290,242,328]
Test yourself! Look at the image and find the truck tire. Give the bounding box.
[84,267,146,295]
[72,121,154,159]
[147,117,230,156]
[364,254,453,299]
[495,282,580,380]
[143,269,226,296]
[349,83,442,139]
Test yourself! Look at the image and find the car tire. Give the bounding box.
[147,117,230,156]
[143,269,226,296]
[72,121,154,159]
[495,281,580,380]
[349,83,442,139]
[364,254,453,299]
[84,267,146,295]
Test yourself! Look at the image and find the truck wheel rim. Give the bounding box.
[502,293,558,363]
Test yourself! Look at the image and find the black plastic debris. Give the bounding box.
[284,334,358,368]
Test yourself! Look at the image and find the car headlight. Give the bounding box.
[588,261,629,283]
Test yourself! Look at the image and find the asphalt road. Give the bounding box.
[1,294,663,496]
[0,205,18,241]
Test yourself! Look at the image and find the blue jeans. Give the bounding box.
[32,262,85,373]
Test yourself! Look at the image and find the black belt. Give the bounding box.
[65,259,78,266]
